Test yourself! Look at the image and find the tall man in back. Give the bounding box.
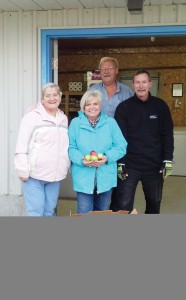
[88,57,133,117]
[110,70,174,214]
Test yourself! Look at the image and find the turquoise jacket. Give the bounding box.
[68,111,127,194]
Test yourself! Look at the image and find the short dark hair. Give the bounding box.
[132,70,151,82]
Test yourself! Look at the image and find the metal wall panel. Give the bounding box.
[7,13,20,195]
[143,6,160,24]
[0,13,7,194]
[82,9,95,26]
[0,5,186,196]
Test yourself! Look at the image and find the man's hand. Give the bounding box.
[118,164,128,180]
[159,161,173,178]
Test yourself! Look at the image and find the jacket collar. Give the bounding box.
[102,80,120,93]
[35,102,65,124]
[134,92,152,103]
[78,111,107,129]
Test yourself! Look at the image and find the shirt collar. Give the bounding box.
[87,114,101,128]
[102,81,120,93]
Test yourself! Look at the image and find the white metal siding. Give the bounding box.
[0,5,186,195]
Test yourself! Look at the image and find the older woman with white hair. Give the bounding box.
[68,90,127,214]
[14,83,70,216]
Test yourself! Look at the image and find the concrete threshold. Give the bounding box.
[0,195,26,216]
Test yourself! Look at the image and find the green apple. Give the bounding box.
[97,153,103,160]
[85,154,91,161]
[90,154,98,161]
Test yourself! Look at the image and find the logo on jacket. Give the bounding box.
[149,115,157,119]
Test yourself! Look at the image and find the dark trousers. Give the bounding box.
[110,168,164,214]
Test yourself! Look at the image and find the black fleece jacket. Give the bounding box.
[115,93,174,171]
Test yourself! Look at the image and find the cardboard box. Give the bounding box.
[71,209,137,217]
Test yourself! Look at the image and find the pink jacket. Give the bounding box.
[14,103,70,182]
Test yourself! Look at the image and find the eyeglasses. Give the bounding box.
[100,66,116,72]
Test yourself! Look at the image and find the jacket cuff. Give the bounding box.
[18,170,29,178]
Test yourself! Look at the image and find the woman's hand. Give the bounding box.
[19,177,29,182]
[82,155,107,168]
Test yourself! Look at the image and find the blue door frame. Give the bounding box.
[41,25,186,86]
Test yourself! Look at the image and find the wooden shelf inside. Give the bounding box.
[69,108,79,112]
[62,91,84,122]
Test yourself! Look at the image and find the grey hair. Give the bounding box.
[98,57,119,69]
[80,90,102,112]
[41,82,62,98]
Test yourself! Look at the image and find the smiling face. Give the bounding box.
[84,96,101,121]
[99,59,118,86]
[132,72,152,101]
[41,87,61,115]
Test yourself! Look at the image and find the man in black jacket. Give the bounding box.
[110,70,174,214]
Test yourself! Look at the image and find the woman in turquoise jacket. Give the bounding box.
[68,90,127,214]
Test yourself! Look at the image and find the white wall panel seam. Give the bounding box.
[47,10,53,27]
[94,7,99,25]
[78,7,83,26]
[14,11,24,195]
[8,13,21,195]
[32,10,38,105]
[63,9,67,26]
[3,13,11,194]
[0,13,5,194]
[110,7,115,25]
[37,17,42,100]
[177,4,183,22]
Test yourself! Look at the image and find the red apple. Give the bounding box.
[90,150,97,156]
[89,150,98,161]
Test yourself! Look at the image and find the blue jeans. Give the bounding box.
[22,177,61,216]
[77,188,112,214]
